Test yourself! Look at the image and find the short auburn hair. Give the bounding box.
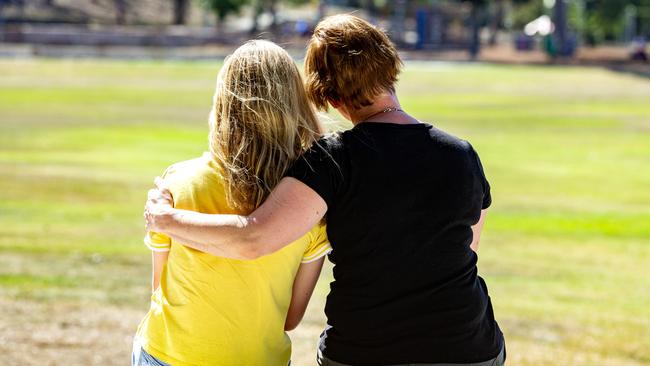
[305,14,403,111]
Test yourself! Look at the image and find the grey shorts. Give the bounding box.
[317,346,506,366]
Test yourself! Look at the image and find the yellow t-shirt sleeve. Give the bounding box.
[143,165,176,252]
[301,224,331,264]
[144,231,171,252]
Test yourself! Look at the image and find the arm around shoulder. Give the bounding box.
[147,177,328,260]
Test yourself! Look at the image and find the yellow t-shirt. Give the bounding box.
[135,153,331,366]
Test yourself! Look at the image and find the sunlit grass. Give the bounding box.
[1,58,649,365]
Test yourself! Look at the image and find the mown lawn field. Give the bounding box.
[1,58,649,365]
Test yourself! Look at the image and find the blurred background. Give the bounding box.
[0,1,649,365]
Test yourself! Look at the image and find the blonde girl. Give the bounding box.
[133,40,331,366]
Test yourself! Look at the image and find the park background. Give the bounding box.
[1,0,649,365]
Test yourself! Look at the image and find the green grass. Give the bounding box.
[1,58,649,365]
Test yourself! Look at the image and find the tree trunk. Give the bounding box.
[215,13,224,34]
[114,0,127,25]
[553,0,568,57]
[172,0,188,25]
[364,0,376,17]
[250,0,262,34]
[488,0,503,46]
[469,3,481,59]
[317,0,327,21]
[391,0,407,45]
[268,0,278,33]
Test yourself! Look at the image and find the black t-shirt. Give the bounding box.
[286,122,503,365]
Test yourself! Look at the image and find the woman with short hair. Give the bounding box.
[146,15,505,366]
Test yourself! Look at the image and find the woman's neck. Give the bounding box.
[345,94,419,126]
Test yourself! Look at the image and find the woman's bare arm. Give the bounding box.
[470,209,488,252]
[284,257,325,331]
[145,177,327,260]
[151,251,169,292]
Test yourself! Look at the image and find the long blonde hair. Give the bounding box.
[209,40,322,212]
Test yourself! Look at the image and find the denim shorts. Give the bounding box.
[131,339,170,366]
[131,338,293,366]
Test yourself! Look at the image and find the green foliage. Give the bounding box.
[510,0,546,29]
[582,0,625,42]
[581,0,650,42]
[198,0,249,21]
[507,0,647,43]
[283,0,311,5]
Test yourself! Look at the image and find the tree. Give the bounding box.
[317,0,327,21]
[250,0,263,33]
[463,0,487,59]
[558,0,650,44]
[199,0,248,29]
[362,0,377,18]
[388,0,411,45]
[510,0,545,30]
[114,0,128,25]
[249,0,310,34]
[582,0,643,43]
[172,0,189,25]
[488,0,505,45]
[554,0,569,55]
[249,0,279,34]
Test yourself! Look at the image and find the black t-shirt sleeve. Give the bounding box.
[468,144,492,209]
[285,136,344,208]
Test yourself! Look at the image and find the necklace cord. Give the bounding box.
[363,106,403,122]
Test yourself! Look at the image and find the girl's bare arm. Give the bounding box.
[151,251,169,292]
[284,257,326,331]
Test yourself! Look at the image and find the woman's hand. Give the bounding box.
[144,177,174,232]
